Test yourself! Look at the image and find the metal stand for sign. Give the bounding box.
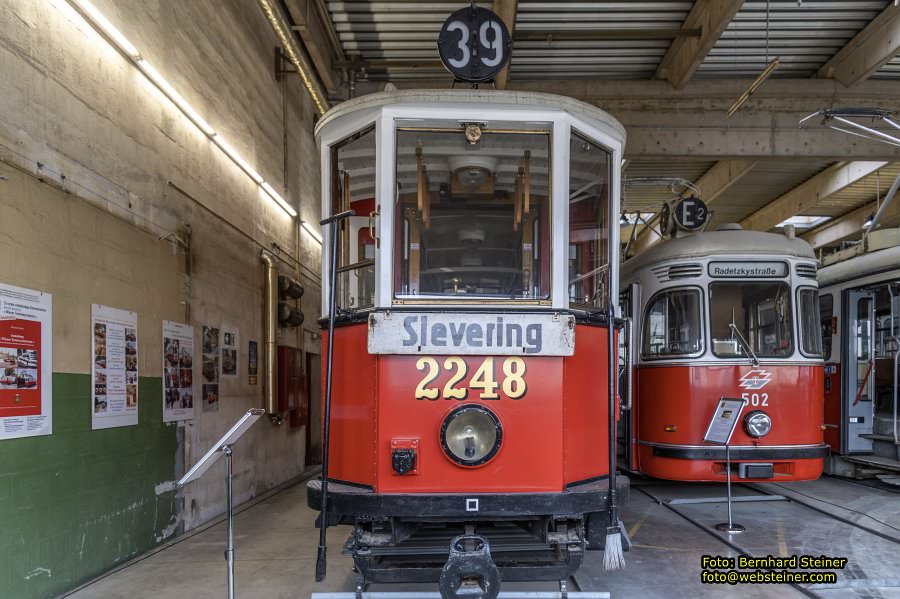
[701,397,747,535]
[714,444,746,534]
[178,408,265,599]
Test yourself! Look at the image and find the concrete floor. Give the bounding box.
[65,476,900,599]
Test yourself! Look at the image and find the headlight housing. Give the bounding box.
[743,410,772,438]
[440,405,502,467]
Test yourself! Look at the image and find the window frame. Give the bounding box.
[708,280,795,359]
[819,292,834,361]
[390,125,554,305]
[640,285,706,361]
[797,286,824,358]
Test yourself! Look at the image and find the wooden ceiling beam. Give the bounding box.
[493,0,518,90]
[818,4,900,87]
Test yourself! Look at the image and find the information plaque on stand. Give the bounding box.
[704,398,746,534]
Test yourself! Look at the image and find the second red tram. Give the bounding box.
[620,225,829,481]
[308,90,630,592]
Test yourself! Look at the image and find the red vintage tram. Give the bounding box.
[620,225,829,482]
[307,89,629,595]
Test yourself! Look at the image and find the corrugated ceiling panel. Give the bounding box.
[623,158,717,212]
[511,1,691,79]
[708,159,834,227]
[696,0,890,78]
[873,54,900,79]
[810,163,900,217]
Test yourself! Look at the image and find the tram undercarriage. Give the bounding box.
[309,477,630,588]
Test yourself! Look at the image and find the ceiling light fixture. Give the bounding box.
[65,0,298,218]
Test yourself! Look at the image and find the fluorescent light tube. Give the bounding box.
[301,220,323,244]
[213,136,264,184]
[261,182,298,217]
[71,0,141,59]
[137,60,215,136]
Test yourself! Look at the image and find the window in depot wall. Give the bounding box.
[569,132,611,310]
[330,126,376,312]
[642,288,703,358]
[393,124,551,300]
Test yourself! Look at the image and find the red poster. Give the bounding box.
[0,318,42,417]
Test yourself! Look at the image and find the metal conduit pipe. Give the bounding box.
[261,251,281,422]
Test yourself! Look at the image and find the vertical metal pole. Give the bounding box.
[316,209,354,582]
[725,444,733,529]
[224,445,235,599]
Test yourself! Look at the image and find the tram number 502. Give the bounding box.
[741,392,769,407]
[415,356,526,401]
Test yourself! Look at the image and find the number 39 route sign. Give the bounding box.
[438,5,511,83]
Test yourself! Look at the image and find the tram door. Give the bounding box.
[844,290,875,454]
[619,283,639,470]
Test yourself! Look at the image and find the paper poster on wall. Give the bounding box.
[163,320,194,422]
[92,304,138,429]
[222,330,238,377]
[0,282,52,440]
[248,340,258,385]
[201,326,219,412]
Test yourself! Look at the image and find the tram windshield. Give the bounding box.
[709,282,793,358]
[393,125,551,300]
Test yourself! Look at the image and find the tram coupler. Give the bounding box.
[438,534,501,599]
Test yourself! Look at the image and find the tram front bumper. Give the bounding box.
[306,474,630,520]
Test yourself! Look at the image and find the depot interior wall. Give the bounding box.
[0,0,322,596]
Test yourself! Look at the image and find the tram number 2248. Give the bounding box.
[415,356,526,401]
[741,392,769,407]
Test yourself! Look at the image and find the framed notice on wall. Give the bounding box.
[0,282,52,440]
[163,320,194,422]
[92,304,138,429]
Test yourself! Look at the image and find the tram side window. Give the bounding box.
[709,282,792,358]
[569,132,611,310]
[330,126,377,312]
[393,125,551,300]
[642,289,702,358]
[819,294,834,360]
[798,288,823,357]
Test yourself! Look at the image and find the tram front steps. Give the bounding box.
[859,433,900,461]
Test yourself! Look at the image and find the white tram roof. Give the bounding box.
[314,89,627,142]
[621,227,816,278]
[818,244,900,288]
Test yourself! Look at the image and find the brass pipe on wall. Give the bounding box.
[261,251,280,422]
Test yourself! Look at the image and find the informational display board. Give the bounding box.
[222,330,238,377]
[0,282,52,440]
[92,304,138,429]
[163,320,194,422]
[201,326,220,412]
[703,397,745,445]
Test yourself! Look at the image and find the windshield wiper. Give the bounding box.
[729,322,760,366]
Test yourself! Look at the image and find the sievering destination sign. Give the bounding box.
[708,261,788,278]
[367,312,576,356]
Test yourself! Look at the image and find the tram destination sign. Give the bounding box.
[368,312,575,356]
[708,261,788,278]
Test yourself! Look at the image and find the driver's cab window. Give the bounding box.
[331,127,376,312]
[393,123,551,301]
[642,288,702,358]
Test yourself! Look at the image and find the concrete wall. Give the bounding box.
[0,0,322,596]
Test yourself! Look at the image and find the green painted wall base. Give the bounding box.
[0,374,177,599]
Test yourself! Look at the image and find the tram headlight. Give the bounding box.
[440,405,502,467]
[743,411,772,438]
